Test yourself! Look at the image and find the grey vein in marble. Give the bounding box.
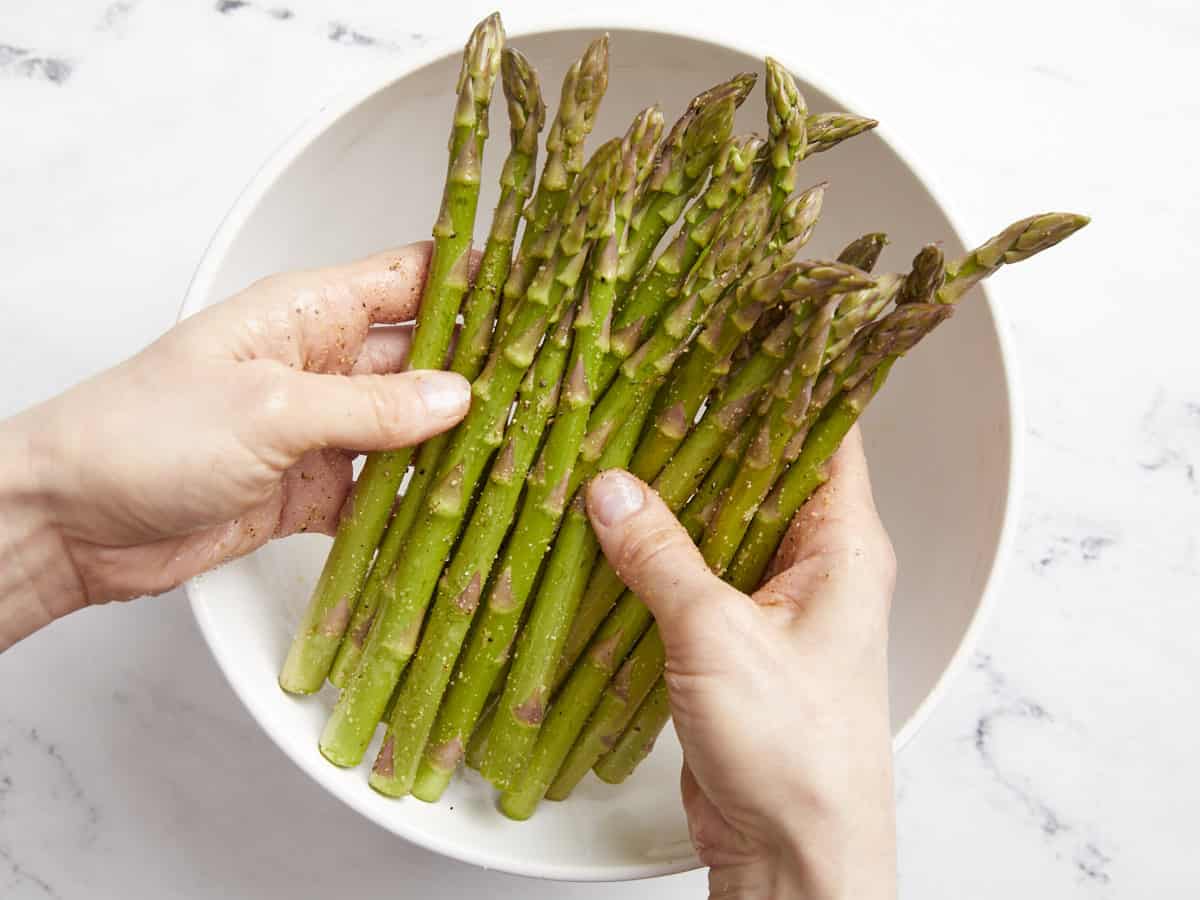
[0,44,72,85]
[96,0,138,33]
[0,722,100,898]
[1137,388,1200,492]
[970,655,1114,886]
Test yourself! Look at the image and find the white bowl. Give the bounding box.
[182,25,1017,883]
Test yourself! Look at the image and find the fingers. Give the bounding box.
[262,368,470,460]
[586,470,744,637]
[755,425,895,620]
[274,449,353,537]
[185,242,477,375]
[350,325,414,375]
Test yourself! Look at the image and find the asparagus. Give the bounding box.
[728,211,1089,588]
[411,394,654,800]
[546,623,666,799]
[329,46,544,687]
[805,112,879,150]
[837,232,889,270]
[279,15,504,695]
[368,109,664,797]
[498,36,609,332]
[593,677,671,784]
[897,243,946,306]
[318,147,620,767]
[764,58,808,212]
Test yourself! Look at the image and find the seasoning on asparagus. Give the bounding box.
[318,144,621,767]
[368,109,663,797]
[498,36,609,331]
[279,14,504,695]
[329,45,545,687]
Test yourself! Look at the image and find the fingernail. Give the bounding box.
[590,470,644,526]
[416,372,470,419]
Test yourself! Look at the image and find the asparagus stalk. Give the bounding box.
[498,578,655,819]
[764,57,808,212]
[368,109,663,797]
[330,46,544,687]
[728,211,1089,588]
[593,677,671,784]
[411,391,654,800]
[279,15,504,695]
[318,147,620,767]
[546,623,666,799]
[498,36,609,331]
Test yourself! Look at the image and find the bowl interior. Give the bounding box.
[184,27,1011,881]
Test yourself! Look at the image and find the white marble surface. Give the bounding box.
[1,0,1196,896]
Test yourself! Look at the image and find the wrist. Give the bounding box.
[708,811,897,900]
[708,847,810,900]
[0,414,87,648]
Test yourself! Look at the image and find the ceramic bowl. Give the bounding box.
[182,24,1018,882]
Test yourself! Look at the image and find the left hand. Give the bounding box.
[0,243,470,647]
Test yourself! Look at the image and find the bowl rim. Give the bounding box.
[180,17,1022,883]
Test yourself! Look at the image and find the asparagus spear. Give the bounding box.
[279,15,504,695]
[593,677,671,784]
[411,392,655,800]
[837,232,889,271]
[546,623,666,799]
[764,57,808,212]
[498,577,655,819]
[805,112,878,150]
[329,46,545,687]
[729,212,1089,588]
[367,109,663,797]
[318,147,620,767]
[498,36,609,332]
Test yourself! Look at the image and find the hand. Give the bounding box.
[0,244,471,648]
[585,428,897,900]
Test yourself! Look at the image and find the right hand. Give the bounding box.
[585,427,897,900]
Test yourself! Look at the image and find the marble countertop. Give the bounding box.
[1,0,1195,896]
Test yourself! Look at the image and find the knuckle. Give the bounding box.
[361,375,418,443]
[613,519,691,582]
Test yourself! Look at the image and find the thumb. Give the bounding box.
[263,368,470,459]
[586,470,744,641]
